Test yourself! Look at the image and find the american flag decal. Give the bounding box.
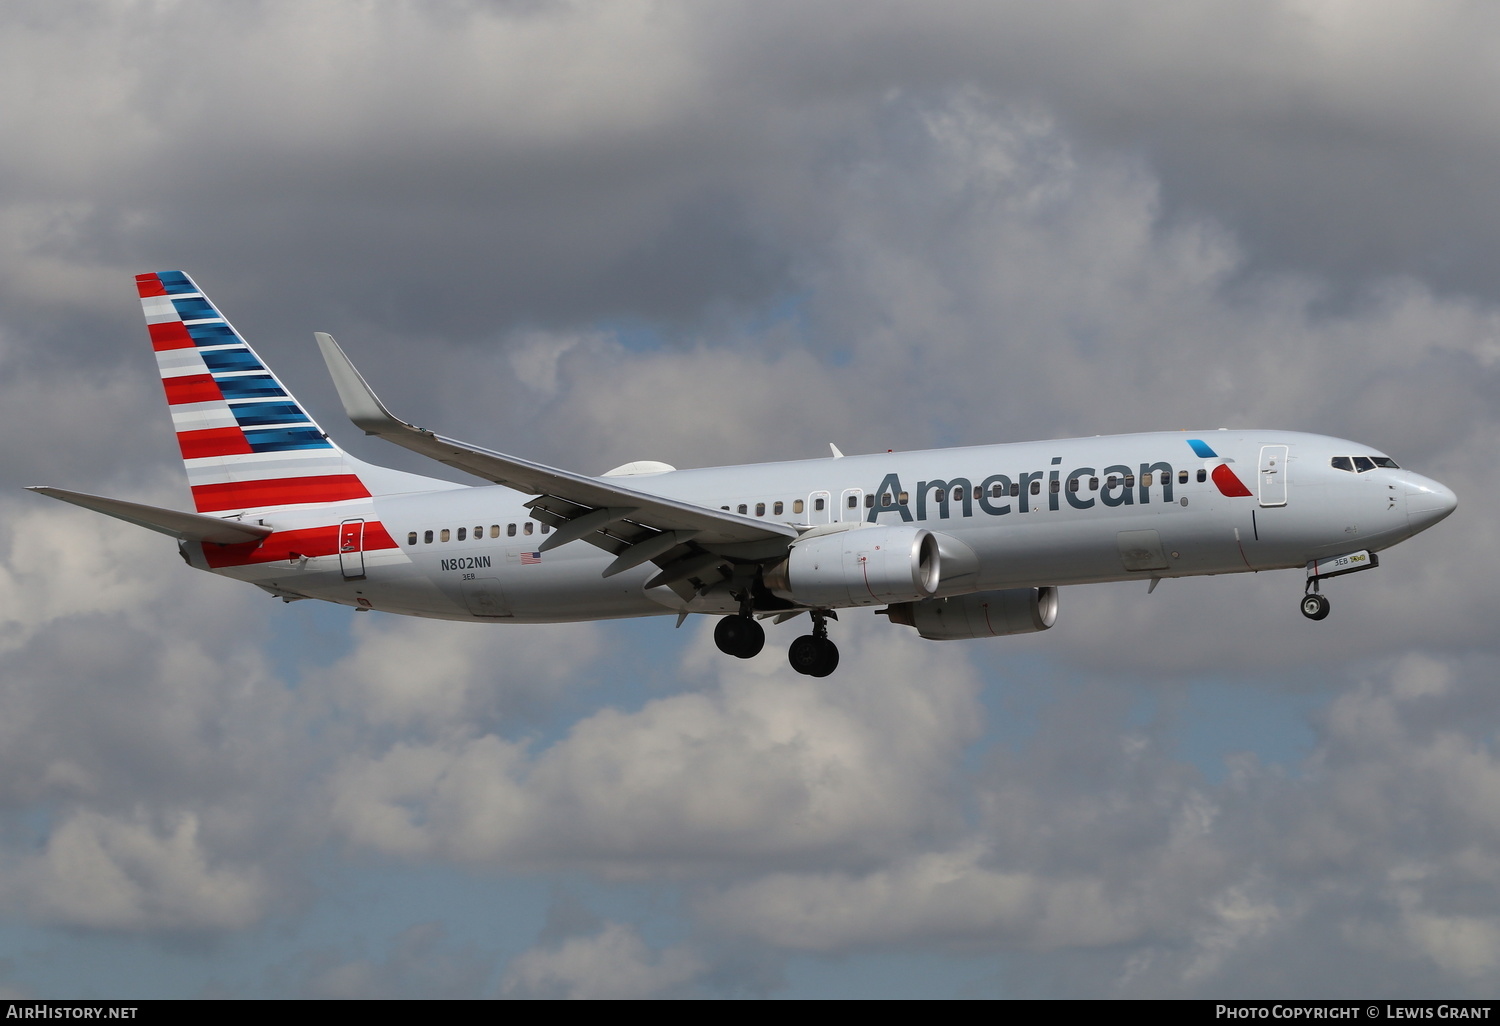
[520,551,542,565]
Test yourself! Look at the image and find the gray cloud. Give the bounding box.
[0,0,1494,997]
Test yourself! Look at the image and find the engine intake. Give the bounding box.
[765,526,940,607]
[884,587,1058,640]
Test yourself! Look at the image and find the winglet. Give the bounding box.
[314,332,416,437]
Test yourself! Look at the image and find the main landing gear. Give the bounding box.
[713,613,765,659]
[710,610,841,676]
[788,611,839,678]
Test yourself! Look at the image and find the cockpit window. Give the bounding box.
[1333,455,1399,472]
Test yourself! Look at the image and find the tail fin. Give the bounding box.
[137,270,448,513]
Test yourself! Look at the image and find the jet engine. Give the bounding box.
[882,587,1058,640]
[765,526,940,608]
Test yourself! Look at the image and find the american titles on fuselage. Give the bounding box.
[399,448,1410,559]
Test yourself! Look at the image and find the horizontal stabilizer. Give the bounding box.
[27,487,274,545]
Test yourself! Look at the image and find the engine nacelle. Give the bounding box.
[765,526,940,608]
[884,587,1058,640]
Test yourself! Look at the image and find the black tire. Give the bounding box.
[1300,594,1330,621]
[788,634,822,675]
[714,615,765,658]
[809,638,840,677]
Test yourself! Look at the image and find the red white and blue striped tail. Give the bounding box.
[137,270,376,514]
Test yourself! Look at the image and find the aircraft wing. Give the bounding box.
[28,486,274,545]
[315,333,795,590]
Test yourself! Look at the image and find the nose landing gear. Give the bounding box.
[1300,592,1330,620]
[788,610,839,677]
[1300,549,1379,621]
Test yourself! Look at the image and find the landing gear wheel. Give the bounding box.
[714,615,765,658]
[1300,593,1330,621]
[788,635,839,677]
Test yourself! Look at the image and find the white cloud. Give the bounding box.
[16,810,269,932]
[328,614,983,869]
[501,922,704,999]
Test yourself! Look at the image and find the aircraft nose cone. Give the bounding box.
[1406,476,1457,532]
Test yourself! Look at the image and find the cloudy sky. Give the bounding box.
[1,0,1496,998]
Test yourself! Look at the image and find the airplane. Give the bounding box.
[29,271,1458,677]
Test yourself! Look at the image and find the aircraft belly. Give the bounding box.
[487,551,664,621]
[956,503,1287,589]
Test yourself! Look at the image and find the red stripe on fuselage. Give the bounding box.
[190,474,372,512]
[177,427,253,460]
[203,521,399,568]
[1212,464,1254,498]
[135,274,167,298]
[163,374,223,405]
[149,321,194,350]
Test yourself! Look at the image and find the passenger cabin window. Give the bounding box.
[1089,477,1099,490]
[1141,473,1152,487]
[424,530,434,544]
[524,522,534,535]
[457,527,466,541]
[507,523,517,537]
[1050,480,1060,493]
[1067,478,1079,493]
[793,499,804,514]
[1010,483,1020,497]
[1178,470,1189,484]
[814,497,826,511]
[755,502,766,517]
[541,524,549,533]
[899,491,908,504]
[490,525,500,538]
[865,494,874,508]
[774,501,784,515]
[847,494,857,508]
[408,532,418,545]
[991,483,1004,498]
[1197,469,1207,483]
[1030,480,1041,495]
[737,503,747,514]
[1125,475,1136,488]
[952,486,963,502]
[440,529,450,542]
